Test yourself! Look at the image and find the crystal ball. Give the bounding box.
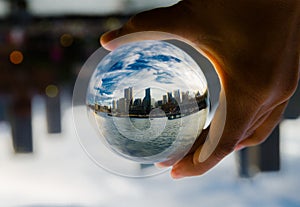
[87,40,209,164]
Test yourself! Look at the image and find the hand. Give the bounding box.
[101,0,300,179]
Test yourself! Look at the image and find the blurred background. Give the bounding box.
[0,1,300,206]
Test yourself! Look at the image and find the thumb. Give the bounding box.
[197,87,227,162]
[100,2,191,49]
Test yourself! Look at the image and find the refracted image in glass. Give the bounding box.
[87,40,209,164]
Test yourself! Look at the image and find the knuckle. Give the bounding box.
[280,78,298,101]
[265,73,299,102]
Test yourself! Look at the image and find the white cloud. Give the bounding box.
[27,0,180,16]
[0,95,300,207]
[28,0,123,16]
[88,40,208,104]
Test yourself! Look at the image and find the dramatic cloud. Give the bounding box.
[88,40,207,104]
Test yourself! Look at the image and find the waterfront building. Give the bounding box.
[112,100,116,111]
[167,92,173,103]
[117,97,127,113]
[142,88,151,114]
[124,87,133,106]
[162,95,167,104]
[174,89,181,103]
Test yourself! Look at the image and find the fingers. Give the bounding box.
[100,31,186,51]
[235,101,288,148]
[168,87,289,179]
[100,2,191,49]
[197,88,227,162]
[169,102,286,179]
[170,122,240,178]
[169,84,260,178]
[170,142,231,178]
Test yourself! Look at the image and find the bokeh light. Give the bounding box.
[60,33,74,47]
[104,17,121,30]
[45,84,59,98]
[9,50,24,65]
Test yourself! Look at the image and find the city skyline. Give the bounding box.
[92,86,208,119]
[112,86,204,110]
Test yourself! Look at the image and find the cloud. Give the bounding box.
[88,40,207,104]
[0,96,300,207]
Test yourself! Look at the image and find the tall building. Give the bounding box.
[142,88,151,113]
[167,92,173,103]
[162,95,167,104]
[133,98,142,106]
[130,98,143,114]
[124,87,133,104]
[117,98,127,113]
[174,89,181,103]
[112,100,116,110]
[156,100,163,107]
[124,87,133,111]
[145,88,150,98]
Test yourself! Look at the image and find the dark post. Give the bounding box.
[45,93,62,134]
[10,93,33,153]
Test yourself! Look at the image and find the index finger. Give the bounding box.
[101,31,187,51]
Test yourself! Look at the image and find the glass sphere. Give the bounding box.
[86,40,209,164]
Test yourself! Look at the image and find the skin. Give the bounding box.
[101,0,300,179]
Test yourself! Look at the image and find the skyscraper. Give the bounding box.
[124,87,133,104]
[142,88,151,114]
[133,98,142,106]
[124,87,133,111]
[162,95,167,104]
[117,98,127,113]
[112,100,116,110]
[167,92,173,103]
[174,89,181,103]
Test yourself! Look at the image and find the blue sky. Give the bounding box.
[88,40,207,105]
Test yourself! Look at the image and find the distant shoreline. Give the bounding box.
[95,110,203,120]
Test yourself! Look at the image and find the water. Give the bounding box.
[94,109,207,163]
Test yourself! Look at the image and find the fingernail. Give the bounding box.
[171,168,184,179]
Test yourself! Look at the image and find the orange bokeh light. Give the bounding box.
[10,50,24,64]
[60,33,74,47]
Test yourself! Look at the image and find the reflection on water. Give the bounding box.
[94,109,207,163]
